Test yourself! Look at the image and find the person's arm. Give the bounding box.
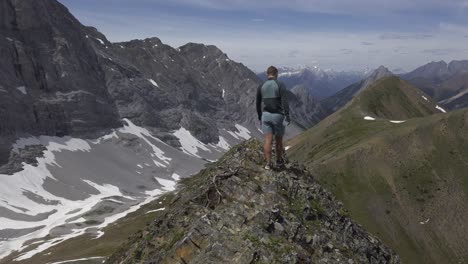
[256,85,263,121]
[279,82,290,123]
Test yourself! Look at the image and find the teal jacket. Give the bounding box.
[256,78,290,121]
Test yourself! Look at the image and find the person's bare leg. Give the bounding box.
[275,135,283,162]
[264,133,273,165]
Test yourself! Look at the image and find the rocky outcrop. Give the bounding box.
[106,139,400,264]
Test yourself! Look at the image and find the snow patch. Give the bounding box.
[436,105,447,113]
[234,124,251,140]
[148,79,159,88]
[119,119,171,165]
[173,127,210,158]
[95,38,105,45]
[172,173,181,181]
[48,256,105,264]
[213,136,230,151]
[440,89,468,104]
[103,198,124,204]
[17,86,27,94]
[93,230,105,240]
[146,208,165,214]
[419,218,430,225]
[389,120,406,124]
[422,96,428,101]
[363,116,376,121]
[155,177,176,191]
[222,89,225,99]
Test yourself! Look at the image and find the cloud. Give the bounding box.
[340,49,353,55]
[361,41,373,46]
[422,48,460,56]
[288,50,300,58]
[439,22,468,34]
[252,18,265,22]
[170,0,468,15]
[379,33,433,40]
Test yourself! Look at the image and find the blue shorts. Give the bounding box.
[262,112,285,136]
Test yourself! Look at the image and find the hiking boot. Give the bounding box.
[276,159,285,168]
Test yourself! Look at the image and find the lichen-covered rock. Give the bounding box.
[106,139,400,264]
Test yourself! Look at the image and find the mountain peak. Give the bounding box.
[370,65,393,77]
[355,76,440,120]
[359,66,394,92]
[107,139,400,264]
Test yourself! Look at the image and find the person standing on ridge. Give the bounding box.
[256,66,290,170]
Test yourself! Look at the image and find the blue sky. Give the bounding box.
[60,0,468,72]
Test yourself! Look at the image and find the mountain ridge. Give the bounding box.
[321,66,394,114]
[106,139,400,264]
[402,59,468,110]
[288,75,468,263]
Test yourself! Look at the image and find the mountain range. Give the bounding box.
[257,66,368,99]
[1,0,468,263]
[401,60,468,110]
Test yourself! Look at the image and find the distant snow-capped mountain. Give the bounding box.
[257,65,367,99]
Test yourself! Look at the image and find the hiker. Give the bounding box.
[256,66,290,170]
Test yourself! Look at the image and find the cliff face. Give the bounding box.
[0,0,298,167]
[0,0,122,163]
[106,139,399,264]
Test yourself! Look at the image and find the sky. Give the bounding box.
[60,0,468,72]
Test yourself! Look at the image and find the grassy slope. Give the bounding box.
[288,77,468,264]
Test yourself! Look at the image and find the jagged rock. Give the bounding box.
[106,139,400,264]
[0,145,46,175]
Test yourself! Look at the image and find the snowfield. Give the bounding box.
[0,120,254,261]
